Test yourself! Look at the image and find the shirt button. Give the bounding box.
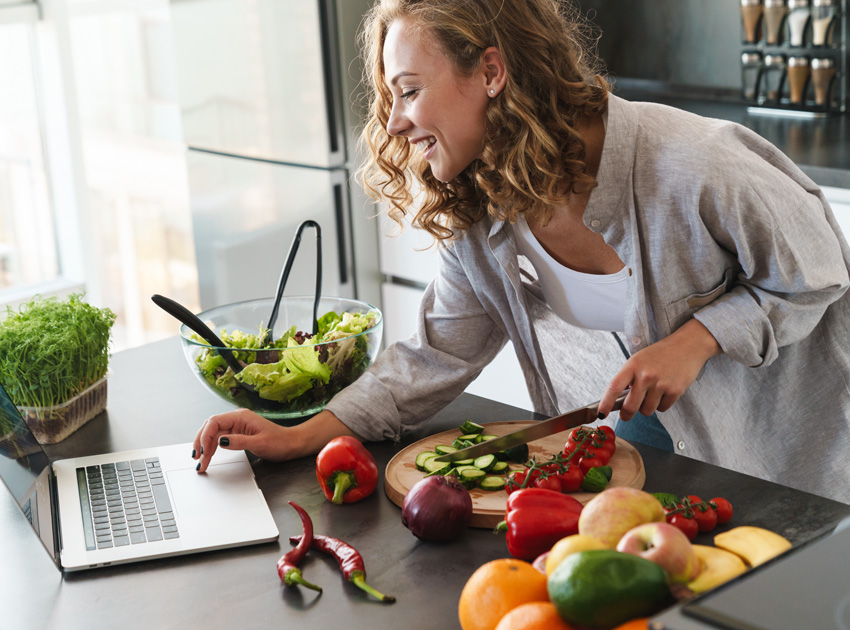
[631,336,641,346]
[590,219,601,228]
[677,440,686,451]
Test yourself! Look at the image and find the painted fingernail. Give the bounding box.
[191,448,196,458]
[219,437,230,447]
[195,462,201,471]
[598,412,607,420]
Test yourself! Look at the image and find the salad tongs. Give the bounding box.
[262,220,323,346]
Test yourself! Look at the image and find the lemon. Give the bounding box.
[547,549,670,628]
[545,534,608,575]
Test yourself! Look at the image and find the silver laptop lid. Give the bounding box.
[0,382,61,568]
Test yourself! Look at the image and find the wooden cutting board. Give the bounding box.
[384,421,646,529]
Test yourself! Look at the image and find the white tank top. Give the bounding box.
[512,215,628,332]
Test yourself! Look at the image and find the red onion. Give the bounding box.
[401,476,473,542]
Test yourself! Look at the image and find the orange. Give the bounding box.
[493,602,577,630]
[611,619,650,630]
[458,558,549,630]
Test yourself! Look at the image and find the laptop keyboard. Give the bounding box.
[76,457,180,551]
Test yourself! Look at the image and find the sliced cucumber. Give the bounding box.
[504,443,530,463]
[473,454,497,471]
[415,451,438,471]
[452,438,476,450]
[491,461,509,473]
[459,420,485,435]
[480,476,507,491]
[434,445,457,455]
[454,458,474,466]
[423,458,451,475]
[475,434,499,444]
[458,468,486,489]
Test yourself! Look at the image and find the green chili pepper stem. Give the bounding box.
[350,571,395,603]
[284,568,323,592]
[330,471,354,505]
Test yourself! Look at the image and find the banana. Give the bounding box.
[714,526,792,567]
[687,544,748,594]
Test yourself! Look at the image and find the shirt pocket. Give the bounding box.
[663,269,732,334]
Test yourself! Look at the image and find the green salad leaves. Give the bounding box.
[192,308,379,410]
[0,294,116,408]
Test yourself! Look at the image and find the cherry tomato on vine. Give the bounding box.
[598,426,616,441]
[667,512,699,540]
[686,495,718,533]
[558,465,585,493]
[584,445,612,466]
[532,475,562,493]
[711,497,734,524]
[579,454,604,474]
[506,470,527,494]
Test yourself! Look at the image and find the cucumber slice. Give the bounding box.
[454,458,474,466]
[458,468,486,489]
[473,454,497,471]
[480,476,507,491]
[434,445,457,455]
[452,438,476,450]
[423,458,451,475]
[491,461,509,473]
[458,420,485,435]
[475,434,499,444]
[415,451,438,471]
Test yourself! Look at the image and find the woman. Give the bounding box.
[193,0,850,503]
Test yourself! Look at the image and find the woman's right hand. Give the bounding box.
[191,408,359,473]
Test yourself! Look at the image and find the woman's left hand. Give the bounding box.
[598,319,723,421]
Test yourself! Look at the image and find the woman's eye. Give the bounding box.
[400,89,417,99]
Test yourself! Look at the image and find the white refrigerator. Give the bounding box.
[169,0,378,309]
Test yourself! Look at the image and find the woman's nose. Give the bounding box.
[386,100,408,137]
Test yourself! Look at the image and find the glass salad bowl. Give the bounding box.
[179,296,383,421]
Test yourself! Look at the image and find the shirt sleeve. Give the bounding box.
[325,241,507,442]
[691,127,850,367]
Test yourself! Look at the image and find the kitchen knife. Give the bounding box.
[432,392,628,463]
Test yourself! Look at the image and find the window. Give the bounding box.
[0,0,200,351]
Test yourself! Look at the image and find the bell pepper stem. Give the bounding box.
[350,571,395,603]
[494,520,508,534]
[331,472,354,504]
[284,568,323,593]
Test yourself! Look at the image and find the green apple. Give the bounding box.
[578,487,666,548]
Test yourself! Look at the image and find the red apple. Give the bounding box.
[578,487,666,548]
[616,522,701,583]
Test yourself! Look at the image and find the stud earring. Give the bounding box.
[489,89,495,95]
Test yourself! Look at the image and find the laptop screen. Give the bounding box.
[0,382,60,566]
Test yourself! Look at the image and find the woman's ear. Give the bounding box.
[482,46,506,97]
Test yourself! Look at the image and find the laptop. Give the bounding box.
[651,518,850,630]
[0,382,279,571]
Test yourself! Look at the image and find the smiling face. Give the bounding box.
[382,17,492,183]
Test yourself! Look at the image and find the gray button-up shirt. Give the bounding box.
[329,94,850,504]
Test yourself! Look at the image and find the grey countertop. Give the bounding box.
[3,337,849,630]
[613,81,850,189]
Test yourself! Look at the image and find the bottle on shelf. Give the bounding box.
[741,0,764,44]
[742,51,764,100]
[786,0,812,47]
[786,55,811,104]
[764,0,789,44]
[760,54,787,103]
[811,0,837,46]
[811,57,836,106]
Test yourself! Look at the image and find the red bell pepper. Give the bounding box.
[496,488,583,560]
[316,436,379,504]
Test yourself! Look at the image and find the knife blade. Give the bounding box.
[432,392,628,463]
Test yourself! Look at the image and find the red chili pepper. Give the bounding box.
[495,488,583,560]
[315,436,379,505]
[290,534,395,603]
[276,501,322,592]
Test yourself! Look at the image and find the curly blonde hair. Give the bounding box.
[358,0,609,242]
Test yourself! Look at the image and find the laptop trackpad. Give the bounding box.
[167,462,264,517]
